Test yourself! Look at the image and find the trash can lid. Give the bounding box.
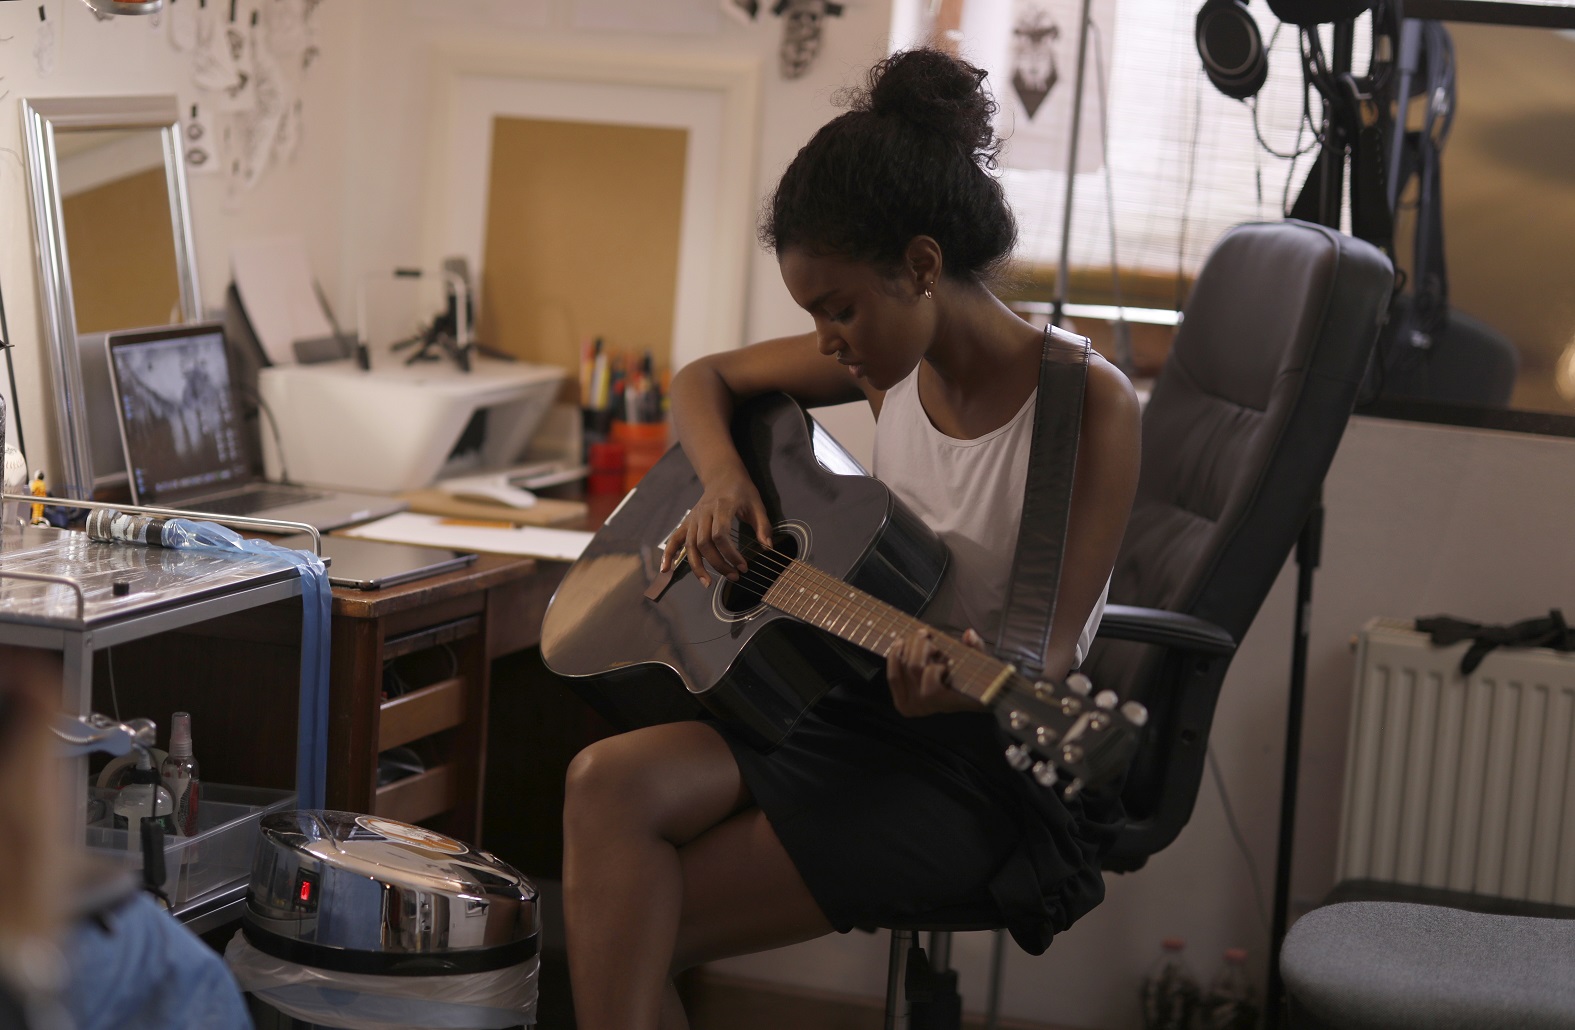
[245,811,540,976]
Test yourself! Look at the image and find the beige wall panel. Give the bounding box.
[482,116,687,400]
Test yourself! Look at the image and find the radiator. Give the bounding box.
[1337,616,1575,905]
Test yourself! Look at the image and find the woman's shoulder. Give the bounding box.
[1084,351,1140,422]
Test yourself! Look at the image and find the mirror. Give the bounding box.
[21,95,201,499]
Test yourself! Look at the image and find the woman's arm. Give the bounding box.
[662,332,874,585]
[887,353,1141,715]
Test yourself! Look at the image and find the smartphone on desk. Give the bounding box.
[279,533,477,590]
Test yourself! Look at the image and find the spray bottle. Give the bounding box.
[160,712,201,837]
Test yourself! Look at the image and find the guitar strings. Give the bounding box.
[679,529,1005,691]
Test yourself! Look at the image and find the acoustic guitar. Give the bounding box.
[540,393,1145,795]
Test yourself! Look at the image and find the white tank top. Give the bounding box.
[871,366,1108,668]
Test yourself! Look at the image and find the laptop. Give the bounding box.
[106,322,407,532]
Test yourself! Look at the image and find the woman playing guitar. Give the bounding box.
[562,47,1141,1030]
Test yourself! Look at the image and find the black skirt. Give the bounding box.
[708,673,1122,955]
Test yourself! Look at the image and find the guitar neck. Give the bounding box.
[761,557,1019,705]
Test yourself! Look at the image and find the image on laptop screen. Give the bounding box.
[110,327,251,503]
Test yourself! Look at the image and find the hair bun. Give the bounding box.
[857,49,1000,165]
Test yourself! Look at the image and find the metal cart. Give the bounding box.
[0,502,324,931]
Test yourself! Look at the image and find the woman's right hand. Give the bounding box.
[660,473,774,588]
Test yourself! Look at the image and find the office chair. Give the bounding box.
[883,219,1395,1028]
[1279,900,1575,1029]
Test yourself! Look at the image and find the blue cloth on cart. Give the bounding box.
[162,518,331,808]
[64,891,252,1030]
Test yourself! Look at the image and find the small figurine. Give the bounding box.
[30,470,46,525]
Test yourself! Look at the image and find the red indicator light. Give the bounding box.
[299,881,312,903]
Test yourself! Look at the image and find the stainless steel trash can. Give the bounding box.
[228,811,540,1029]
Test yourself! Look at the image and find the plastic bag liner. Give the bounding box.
[161,518,331,808]
[226,933,539,1029]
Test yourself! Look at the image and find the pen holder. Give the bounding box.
[587,441,627,496]
[611,420,670,492]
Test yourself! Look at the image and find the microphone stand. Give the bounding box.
[1049,0,1095,331]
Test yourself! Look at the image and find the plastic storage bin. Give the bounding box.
[86,783,296,905]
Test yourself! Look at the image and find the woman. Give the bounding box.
[562,47,1141,1030]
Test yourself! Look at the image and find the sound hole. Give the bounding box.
[717,524,802,617]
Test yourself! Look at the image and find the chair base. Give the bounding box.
[884,929,1013,1030]
[885,930,962,1030]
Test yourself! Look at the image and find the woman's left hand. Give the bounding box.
[887,627,989,717]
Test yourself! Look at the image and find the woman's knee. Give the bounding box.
[562,723,747,846]
[563,734,653,831]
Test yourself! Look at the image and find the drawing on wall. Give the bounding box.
[774,0,842,80]
[34,4,57,78]
[1012,5,1060,119]
[996,0,1116,174]
[183,100,217,176]
[175,0,322,197]
[168,0,196,50]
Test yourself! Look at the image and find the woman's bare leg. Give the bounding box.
[563,721,832,1030]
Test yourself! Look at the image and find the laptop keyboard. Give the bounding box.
[185,485,325,516]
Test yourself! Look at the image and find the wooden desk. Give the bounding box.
[326,550,563,841]
[99,551,569,846]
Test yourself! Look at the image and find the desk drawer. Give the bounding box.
[374,763,458,825]
[379,676,467,751]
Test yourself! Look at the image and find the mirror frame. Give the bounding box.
[20,94,202,500]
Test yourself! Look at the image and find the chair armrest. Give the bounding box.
[1095,604,1237,657]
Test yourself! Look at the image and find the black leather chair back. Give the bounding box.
[1085,219,1394,869]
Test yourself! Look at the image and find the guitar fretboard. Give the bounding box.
[760,558,1014,703]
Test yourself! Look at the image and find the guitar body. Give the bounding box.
[541,393,949,749]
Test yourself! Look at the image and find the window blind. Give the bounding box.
[940,1,1371,296]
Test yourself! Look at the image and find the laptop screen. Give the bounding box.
[108,325,252,504]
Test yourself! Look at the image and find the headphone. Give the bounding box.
[1195,0,1268,101]
[1197,0,1382,101]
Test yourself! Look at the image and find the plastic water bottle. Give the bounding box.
[0,392,27,526]
[1194,947,1258,1030]
[1141,937,1200,1030]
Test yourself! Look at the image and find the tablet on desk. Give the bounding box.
[280,534,478,590]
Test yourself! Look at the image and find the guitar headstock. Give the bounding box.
[991,671,1147,799]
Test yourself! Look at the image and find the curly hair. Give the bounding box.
[760,48,1018,285]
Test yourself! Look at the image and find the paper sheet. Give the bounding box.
[341,512,593,562]
[231,236,336,365]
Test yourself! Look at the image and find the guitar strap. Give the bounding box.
[990,325,1090,682]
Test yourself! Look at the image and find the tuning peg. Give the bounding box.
[1121,700,1150,727]
[1008,710,1031,731]
[1066,672,1092,696]
[1061,777,1085,800]
[1030,760,1058,788]
[1034,725,1058,747]
[1094,689,1119,710]
[1004,743,1033,771]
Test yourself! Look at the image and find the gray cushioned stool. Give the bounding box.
[1280,901,1575,1029]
